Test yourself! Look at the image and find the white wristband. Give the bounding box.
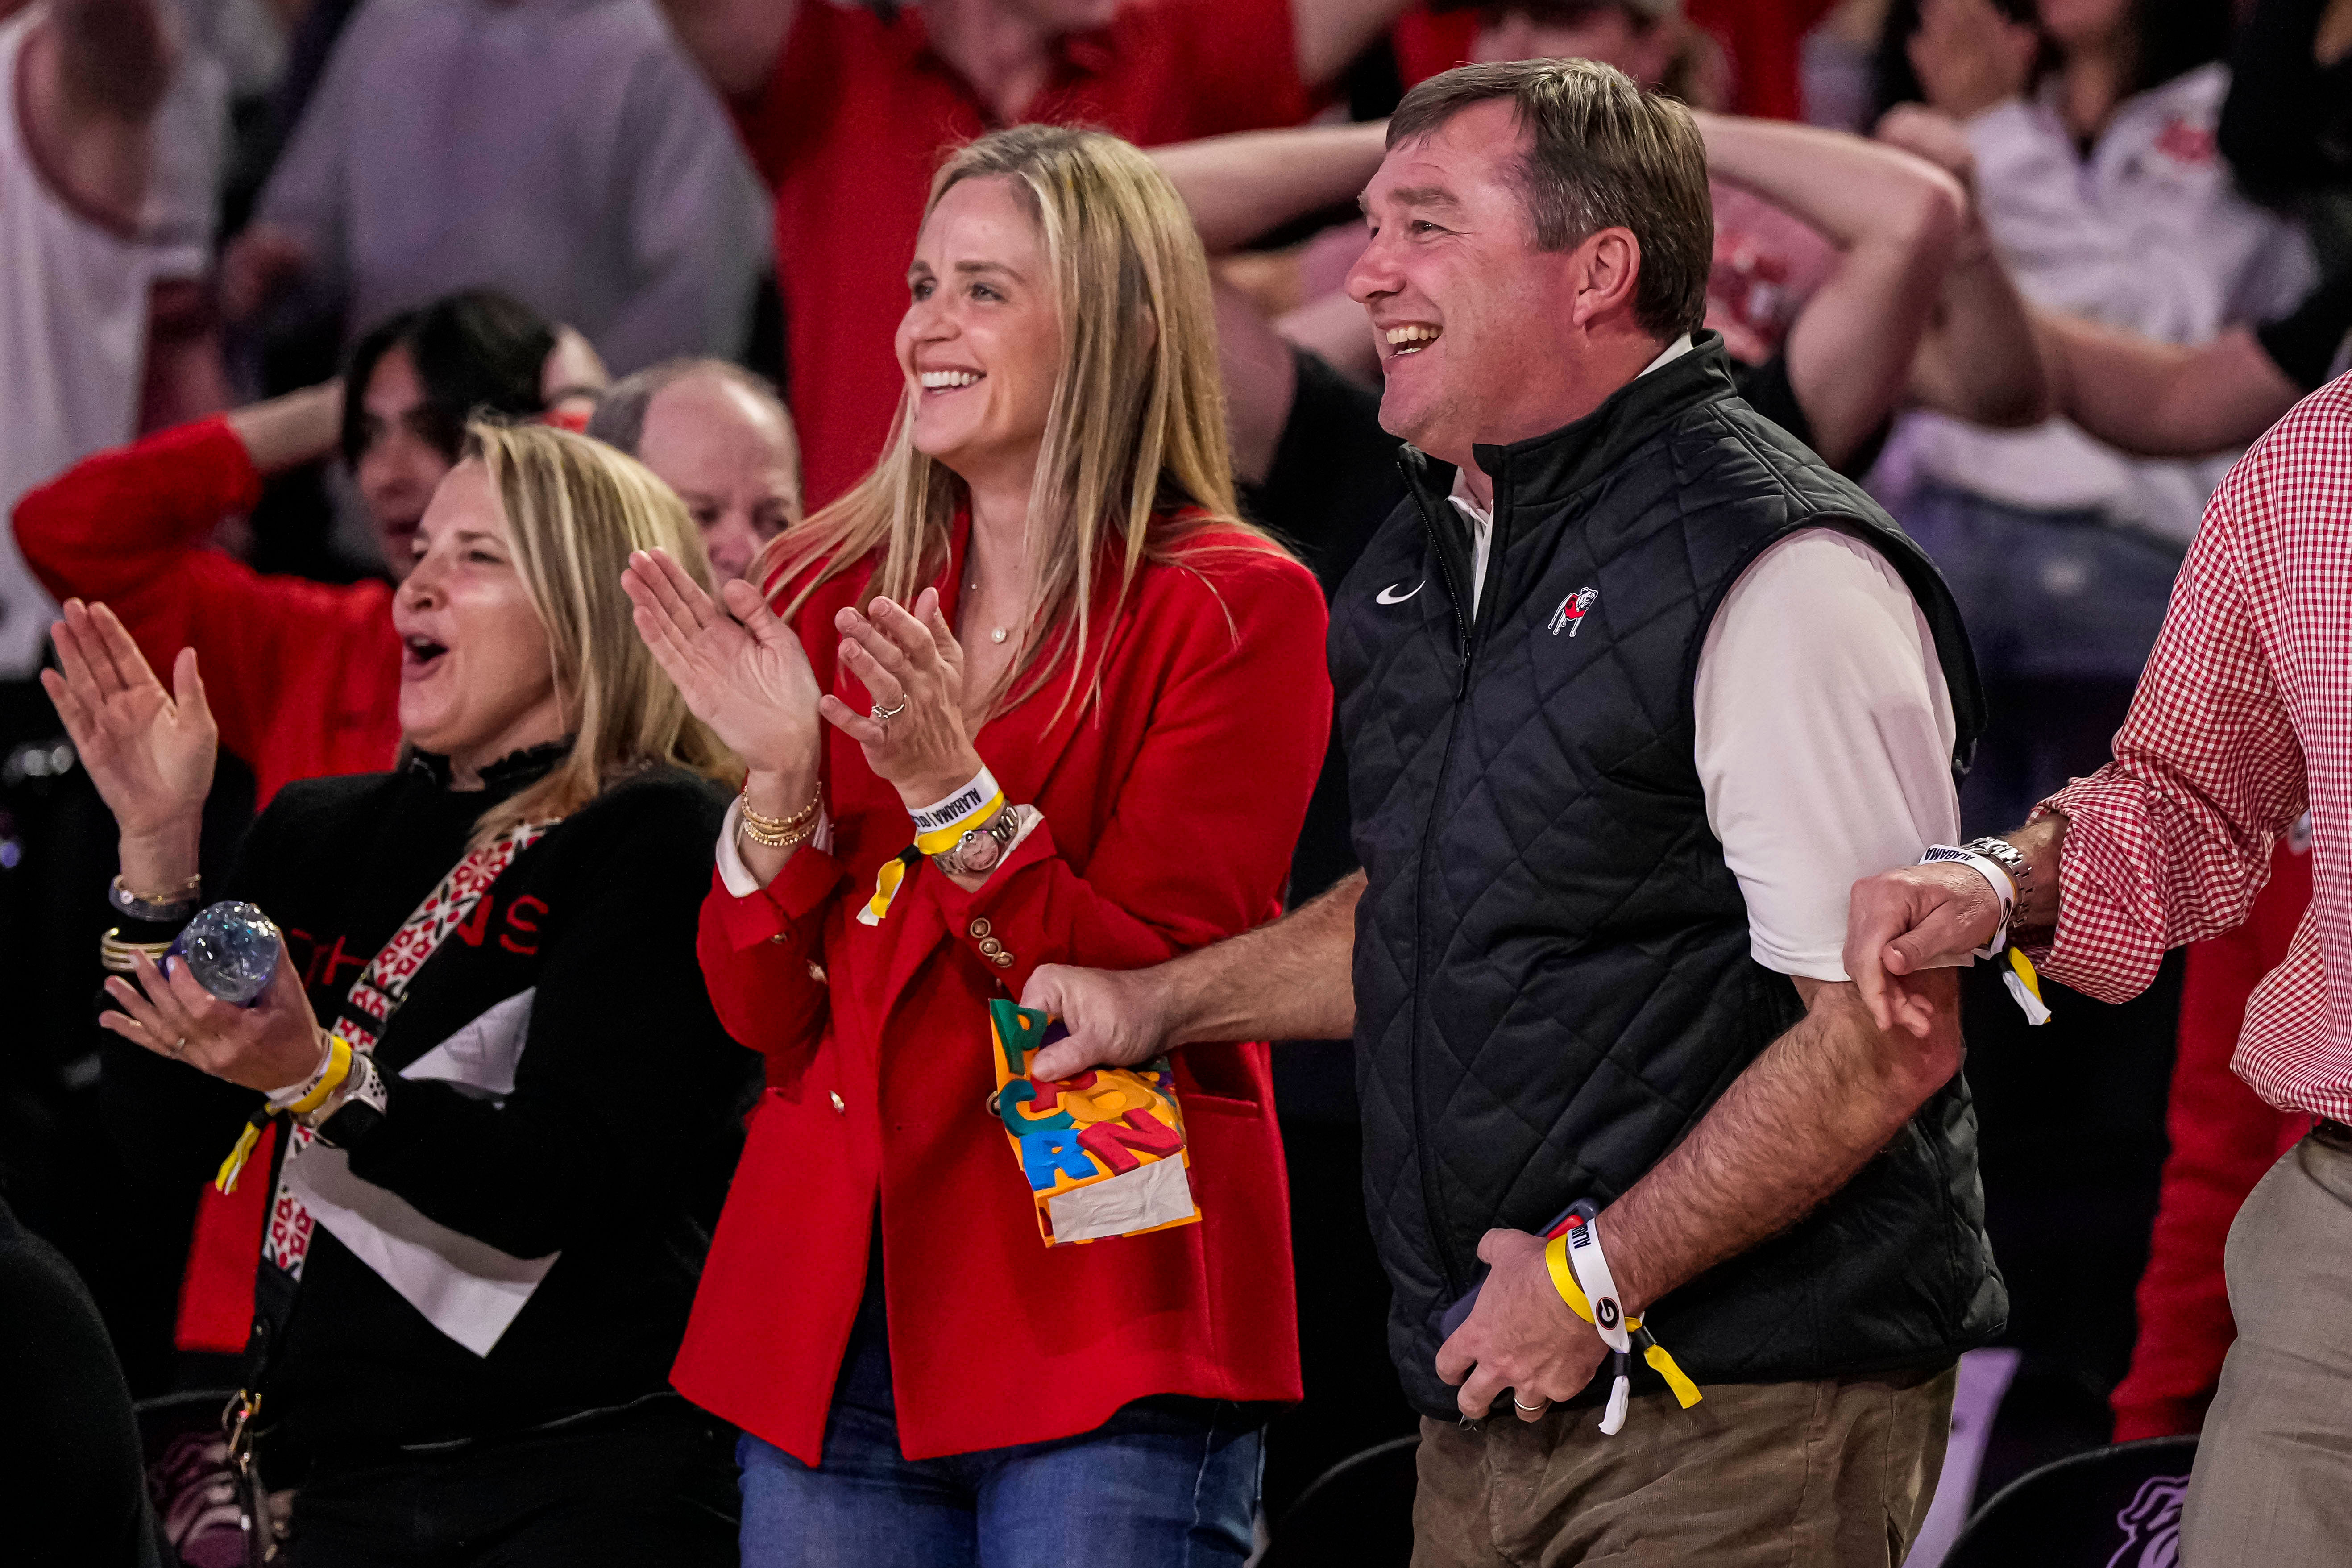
[1564,1214,1635,1436]
[1920,844,2013,958]
[907,767,1001,837]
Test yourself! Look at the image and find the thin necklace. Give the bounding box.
[967,578,1010,644]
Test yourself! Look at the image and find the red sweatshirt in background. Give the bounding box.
[12,415,406,1351]
[13,416,403,807]
[2110,836,2314,1442]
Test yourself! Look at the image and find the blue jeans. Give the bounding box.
[1896,485,2190,834]
[737,1278,1264,1568]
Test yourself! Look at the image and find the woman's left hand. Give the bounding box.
[102,945,332,1095]
[820,587,986,808]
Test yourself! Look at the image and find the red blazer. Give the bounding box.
[671,511,1331,1463]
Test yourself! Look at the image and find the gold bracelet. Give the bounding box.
[100,927,174,974]
[740,784,822,849]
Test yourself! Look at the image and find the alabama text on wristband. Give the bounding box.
[860,767,1008,925]
[1919,844,2015,957]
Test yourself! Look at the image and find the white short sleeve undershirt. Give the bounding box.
[1692,527,1962,981]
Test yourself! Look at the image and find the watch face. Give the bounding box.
[960,826,1007,873]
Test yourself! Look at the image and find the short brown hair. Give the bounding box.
[1388,58,1712,340]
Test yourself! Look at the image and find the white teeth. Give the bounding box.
[920,370,981,390]
[1385,325,1440,346]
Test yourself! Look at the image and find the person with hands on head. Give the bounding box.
[623,124,1330,1568]
[1027,60,2002,1568]
[45,426,753,1568]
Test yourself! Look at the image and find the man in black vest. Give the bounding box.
[1028,58,2003,1565]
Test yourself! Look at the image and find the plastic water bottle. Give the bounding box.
[165,901,284,1006]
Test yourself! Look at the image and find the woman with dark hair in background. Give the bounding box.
[15,288,596,809]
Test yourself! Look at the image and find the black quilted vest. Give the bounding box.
[1332,340,2007,1418]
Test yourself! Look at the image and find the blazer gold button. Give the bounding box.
[992,952,1013,967]
[979,937,1004,957]
[769,932,789,944]
[807,962,827,983]
[830,1091,846,1113]
[969,918,993,939]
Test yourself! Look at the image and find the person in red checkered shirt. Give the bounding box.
[1847,369,2352,1568]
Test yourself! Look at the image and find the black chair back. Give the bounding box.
[1259,1434,1419,1568]
[1942,1435,2197,1568]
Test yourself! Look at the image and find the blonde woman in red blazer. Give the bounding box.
[623,126,1330,1566]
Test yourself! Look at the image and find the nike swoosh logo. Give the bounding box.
[1376,580,1423,605]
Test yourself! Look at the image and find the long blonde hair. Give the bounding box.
[461,421,735,844]
[752,124,1270,715]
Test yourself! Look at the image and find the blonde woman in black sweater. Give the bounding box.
[45,424,756,1566]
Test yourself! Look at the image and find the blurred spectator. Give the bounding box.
[1232,47,2044,475]
[0,0,222,699]
[659,0,1424,506]
[2036,265,2352,457]
[223,0,767,376]
[2110,833,2314,1442]
[2220,0,2352,263]
[586,358,801,582]
[1870,0,2313,833]
[1393,0,1848,120]
[0,1193,164,1568]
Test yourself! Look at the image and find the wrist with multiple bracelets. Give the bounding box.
[738,781,823,850]
[101,871,201,975]
[859,765,1036,925]
[1918,836,2050,1025]
[1539,1203,1702,1434]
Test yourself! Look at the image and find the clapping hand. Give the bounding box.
[42,600,216,842]
[622,548,823,778]
[821,587,985,810]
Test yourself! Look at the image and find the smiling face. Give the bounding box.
[635,371,800,582]
[1348,101,1605,465]
[393,461,567,781]
[896,176,1065,495]
[353,344,456,576]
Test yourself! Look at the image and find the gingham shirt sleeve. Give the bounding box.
[2033,455,2309,1003]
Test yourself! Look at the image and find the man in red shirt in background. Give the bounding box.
[657,0,1427,506]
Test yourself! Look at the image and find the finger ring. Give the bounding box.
[1512,1397,1547,1413]
[871,700,907,721]
[171,1037,189,1058]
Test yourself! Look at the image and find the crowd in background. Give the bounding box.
[1,0,2348,1561]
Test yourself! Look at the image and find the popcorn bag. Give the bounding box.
[986,999,1200,1246]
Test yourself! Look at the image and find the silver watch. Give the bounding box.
[933,806,1022,877]
[1962,835,2033,910]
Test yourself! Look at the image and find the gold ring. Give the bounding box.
[871,700,907,721]
[1512,1397,1547,1413]
[171,1037,189,1057]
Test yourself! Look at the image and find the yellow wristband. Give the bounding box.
[1544,1231,1595,1323]
[282,1037,354,1117]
